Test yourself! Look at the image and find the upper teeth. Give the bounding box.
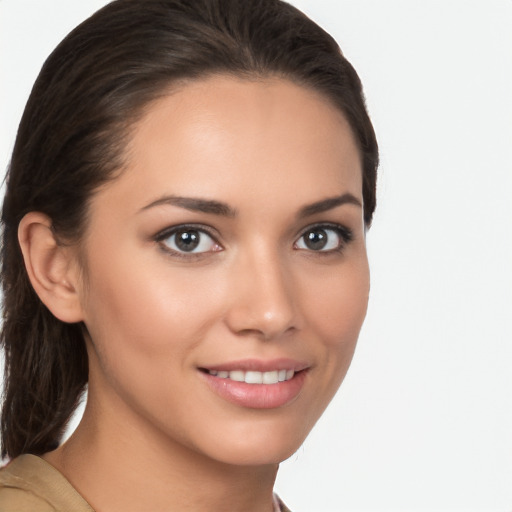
[208,369,295,384]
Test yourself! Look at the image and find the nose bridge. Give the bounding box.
[225,242,297,340]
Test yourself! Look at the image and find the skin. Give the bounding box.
[40,76,370,512]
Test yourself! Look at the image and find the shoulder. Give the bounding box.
[0,455,56,511]
[0,455,94,512]
[0,485,56,512]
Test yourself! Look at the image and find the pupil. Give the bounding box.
[176,230,200,251]
[305,229,327,250]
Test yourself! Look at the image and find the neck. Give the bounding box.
[44,389,279,512]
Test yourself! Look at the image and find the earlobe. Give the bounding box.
[18,212,84,323]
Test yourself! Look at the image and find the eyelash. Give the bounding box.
[154,222,354,259]
[154,223,220,260]
[294,223,353,254]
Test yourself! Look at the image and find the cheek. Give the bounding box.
[81,246,226,362]
[303,255,370,345]
[80,249,228,423]
[300,252,370,397]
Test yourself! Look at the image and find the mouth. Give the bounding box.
[198,360,309,409]
[202,368,296,384]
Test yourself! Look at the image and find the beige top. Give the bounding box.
[0,454,94,511]
[0,454,291,511]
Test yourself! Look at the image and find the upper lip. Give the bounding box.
[199,358,310,373]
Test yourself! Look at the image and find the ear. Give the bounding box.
[18,212,84,323]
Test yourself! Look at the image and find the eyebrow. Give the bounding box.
[297,193,362,218]
[140,192,362,218]
[140,195,237,217]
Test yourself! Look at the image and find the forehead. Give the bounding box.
[97,76,363,214]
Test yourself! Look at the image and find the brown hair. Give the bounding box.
[0,0,378,459]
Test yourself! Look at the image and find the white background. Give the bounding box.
[1,1,511,511]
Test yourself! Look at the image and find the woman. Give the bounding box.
[0,0,378,510]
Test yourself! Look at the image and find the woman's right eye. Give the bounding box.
[157,227,222,255]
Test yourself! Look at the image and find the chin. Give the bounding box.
[187,411,317,467]
[209,437,304,467]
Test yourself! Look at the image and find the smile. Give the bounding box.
[200,361,309,409]
[206,369,295,384]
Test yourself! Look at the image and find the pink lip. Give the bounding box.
[198,359,309,409]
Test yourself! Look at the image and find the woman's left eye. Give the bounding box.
[294,225,352,252]
[157,227,221,254]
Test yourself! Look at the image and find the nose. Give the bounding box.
[224,250,299,341]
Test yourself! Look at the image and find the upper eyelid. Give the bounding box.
[154,223,220,241]
[154,224,222,258]
[295,221,353,238]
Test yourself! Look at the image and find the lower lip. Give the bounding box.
[200,370,307,409]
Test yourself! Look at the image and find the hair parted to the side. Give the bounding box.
[0,0,378,459]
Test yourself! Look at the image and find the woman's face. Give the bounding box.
[76,76,369,465]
